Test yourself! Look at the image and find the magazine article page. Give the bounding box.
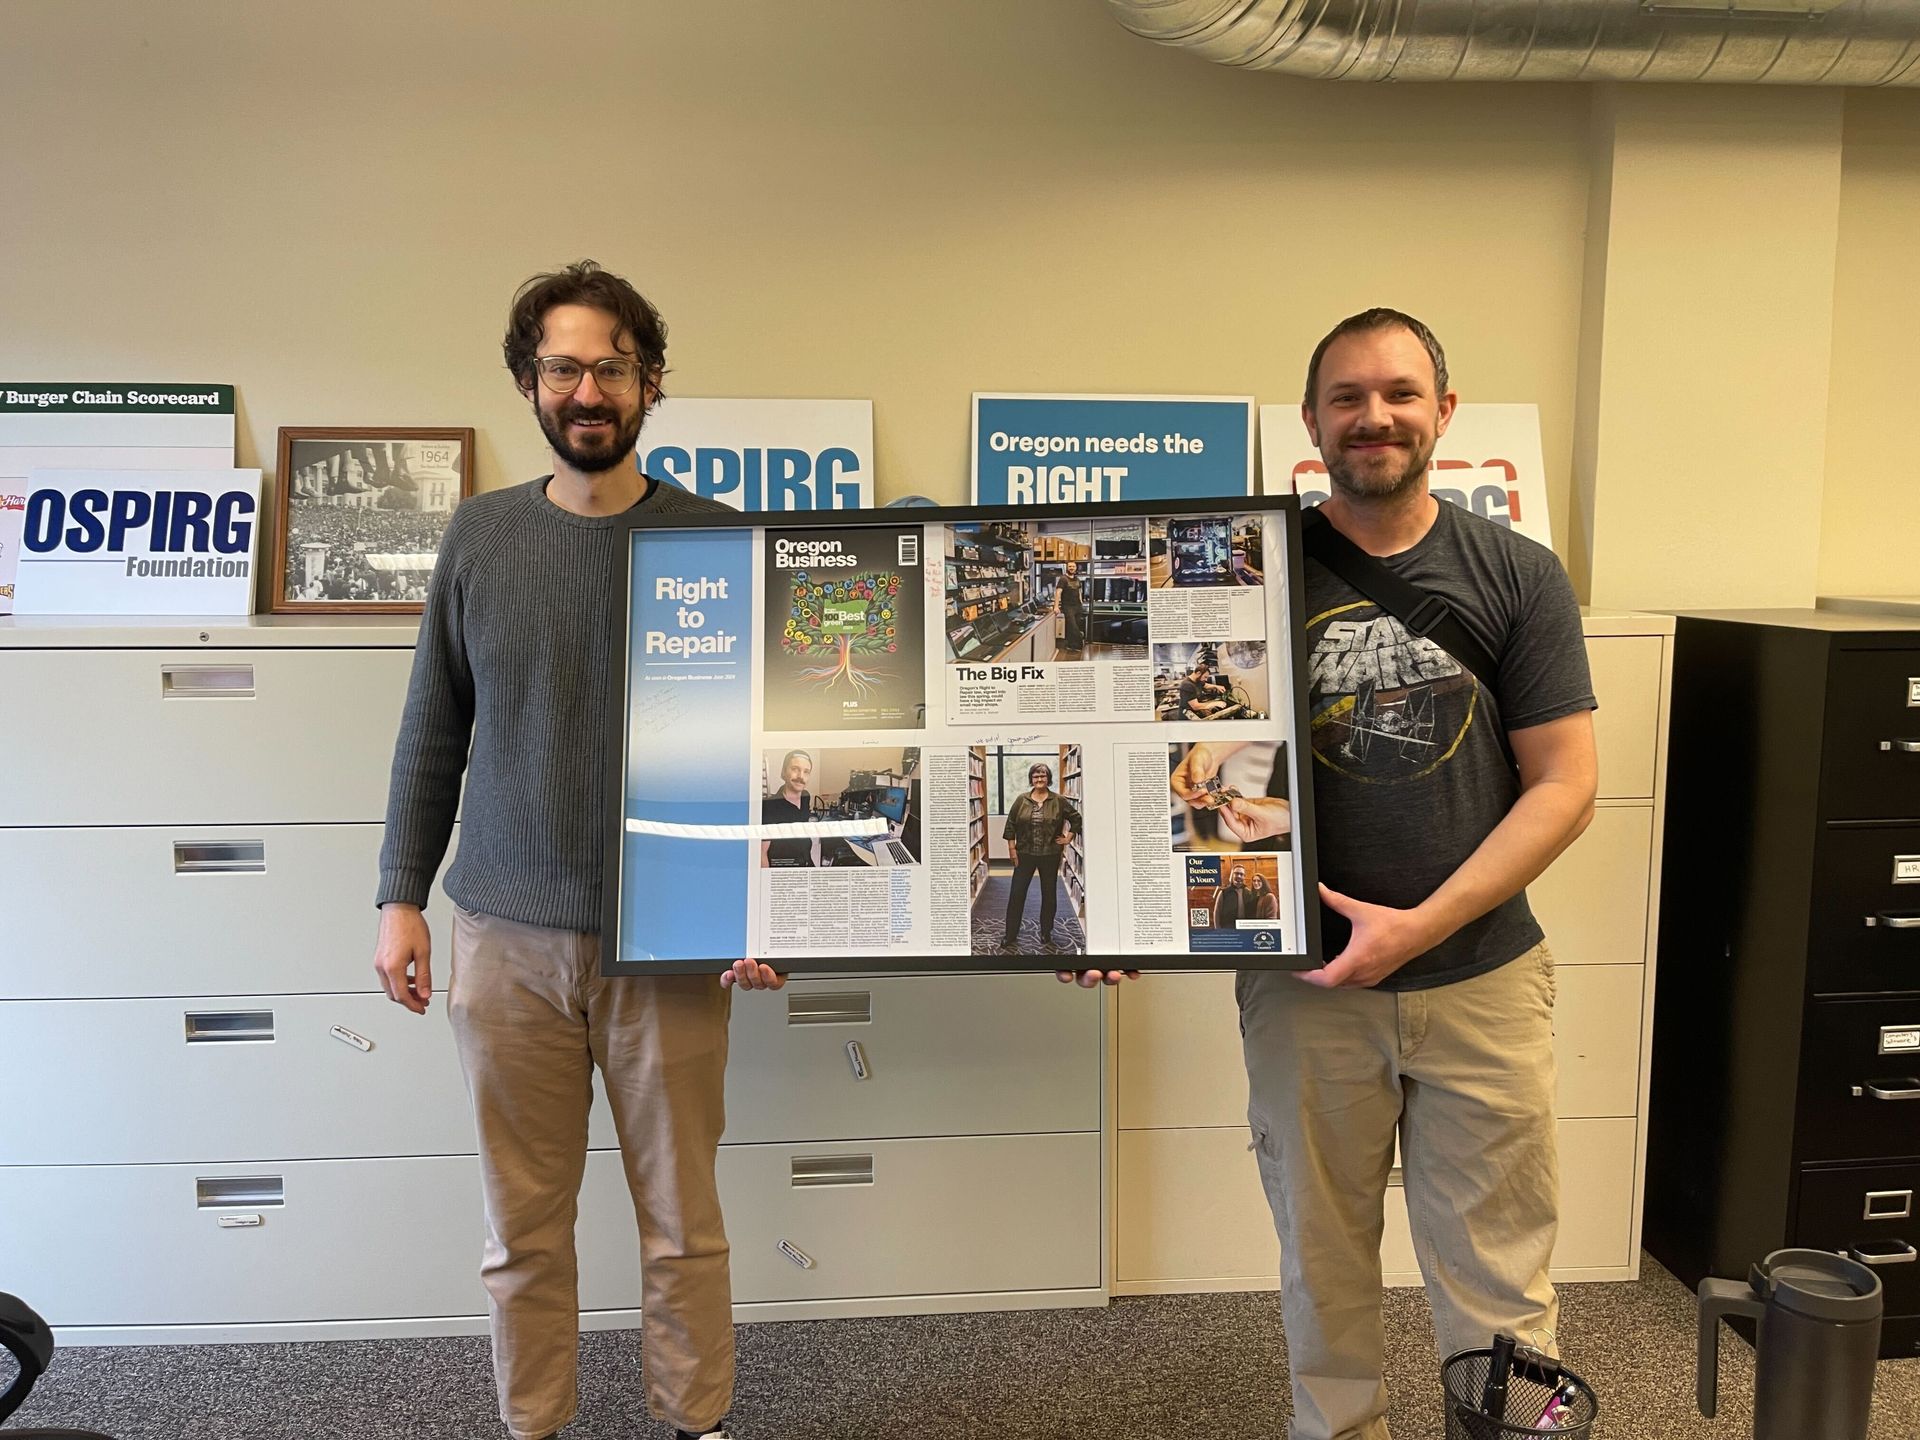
[615,506,1311,970]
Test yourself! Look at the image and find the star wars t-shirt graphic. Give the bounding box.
[1296,500,1596,990]
[1306,601,1481,783]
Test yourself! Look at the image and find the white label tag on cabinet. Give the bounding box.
[329,1025,373,1052]
[1896,856,1920,885]
[217,1214,264,1228]
[1908,677,1920,706]
[1881,1026,1920,1055]
[777,1239,816,1270]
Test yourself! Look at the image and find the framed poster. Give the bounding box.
[601,495,1321,976]
[270,427,474,612]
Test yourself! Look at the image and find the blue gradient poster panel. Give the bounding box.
[619,526,754,964]
[971,394,1255,505]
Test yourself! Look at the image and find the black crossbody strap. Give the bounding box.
[1300,507,1517,768]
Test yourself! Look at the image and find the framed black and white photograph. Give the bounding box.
[270,426,475,613]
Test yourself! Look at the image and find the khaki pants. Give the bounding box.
[449,905,734,1440]
[1237,943,1560,1440]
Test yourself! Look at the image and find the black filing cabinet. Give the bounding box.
[1646,609,1920,1359]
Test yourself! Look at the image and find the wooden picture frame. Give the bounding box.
[269,426,475,613]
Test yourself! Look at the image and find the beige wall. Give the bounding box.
[1,1,1914,602]
[0,2,1587,514]
[1823,91,1920,599]
[1576,87,1844,612]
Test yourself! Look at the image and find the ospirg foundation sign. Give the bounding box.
[14,469,263,615]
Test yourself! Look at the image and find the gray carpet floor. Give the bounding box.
[11,1256,1917,1439]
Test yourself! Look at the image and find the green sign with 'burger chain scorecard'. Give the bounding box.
[0,383,235,414]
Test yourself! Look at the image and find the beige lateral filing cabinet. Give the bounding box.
[0,616,1104,1344]
[1110,611,1674,1294]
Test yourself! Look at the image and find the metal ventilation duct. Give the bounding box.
[1103,0,1920,83]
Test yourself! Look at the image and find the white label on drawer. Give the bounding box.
[777,1239,816,1270]
[1881,1026,1920,1054]
[329,1025,373,1052]
[217,1214,264,1228]
[1896,856,1920,884]
[1908,677,1920,706]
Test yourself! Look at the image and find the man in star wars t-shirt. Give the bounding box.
[1081,308,1598,1440]
[1244,309,1597,1440]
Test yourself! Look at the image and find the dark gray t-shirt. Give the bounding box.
[1304,499,1595,990]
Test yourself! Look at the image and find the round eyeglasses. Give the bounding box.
[533,355,644,396]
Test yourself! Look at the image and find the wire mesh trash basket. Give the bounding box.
[1441,1343,1599,1438]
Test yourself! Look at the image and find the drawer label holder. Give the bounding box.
[1880,1026,1920,1055]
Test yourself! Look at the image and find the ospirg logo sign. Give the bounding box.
[24,483,255,578]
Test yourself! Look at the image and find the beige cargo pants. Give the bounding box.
[449,904,734,1440]
[1237,942,1561,1440]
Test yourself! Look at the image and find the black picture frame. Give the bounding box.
[601,494,1321,976]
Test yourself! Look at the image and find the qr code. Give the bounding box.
[1189,908,1210,926]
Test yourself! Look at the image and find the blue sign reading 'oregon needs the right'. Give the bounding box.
[972,394,1254,505]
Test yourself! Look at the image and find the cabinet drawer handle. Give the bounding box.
[173,840,266,874]
[787,992,872,1026]
[1854,1080,1920,1101]
[791,1154,874,1187]
[1865,1189,1914,1221]
[196,1176,284,1209]
[161,664,254,698]
[1867,913,1920,929]
[1848,1243,1917,1267]
[1894,739,1920,753]
[185,1010,274,1043]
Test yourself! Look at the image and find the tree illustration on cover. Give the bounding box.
[781,569,903,697]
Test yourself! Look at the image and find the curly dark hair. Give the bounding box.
[1302,307,1448,408]
[502,260,670,399]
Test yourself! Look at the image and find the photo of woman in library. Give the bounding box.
[945,521,1146,664]
[964,744,1088,955]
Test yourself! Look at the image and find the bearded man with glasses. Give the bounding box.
[373,260,779,1440]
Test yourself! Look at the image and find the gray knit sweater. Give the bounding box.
[376,476,734,930]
